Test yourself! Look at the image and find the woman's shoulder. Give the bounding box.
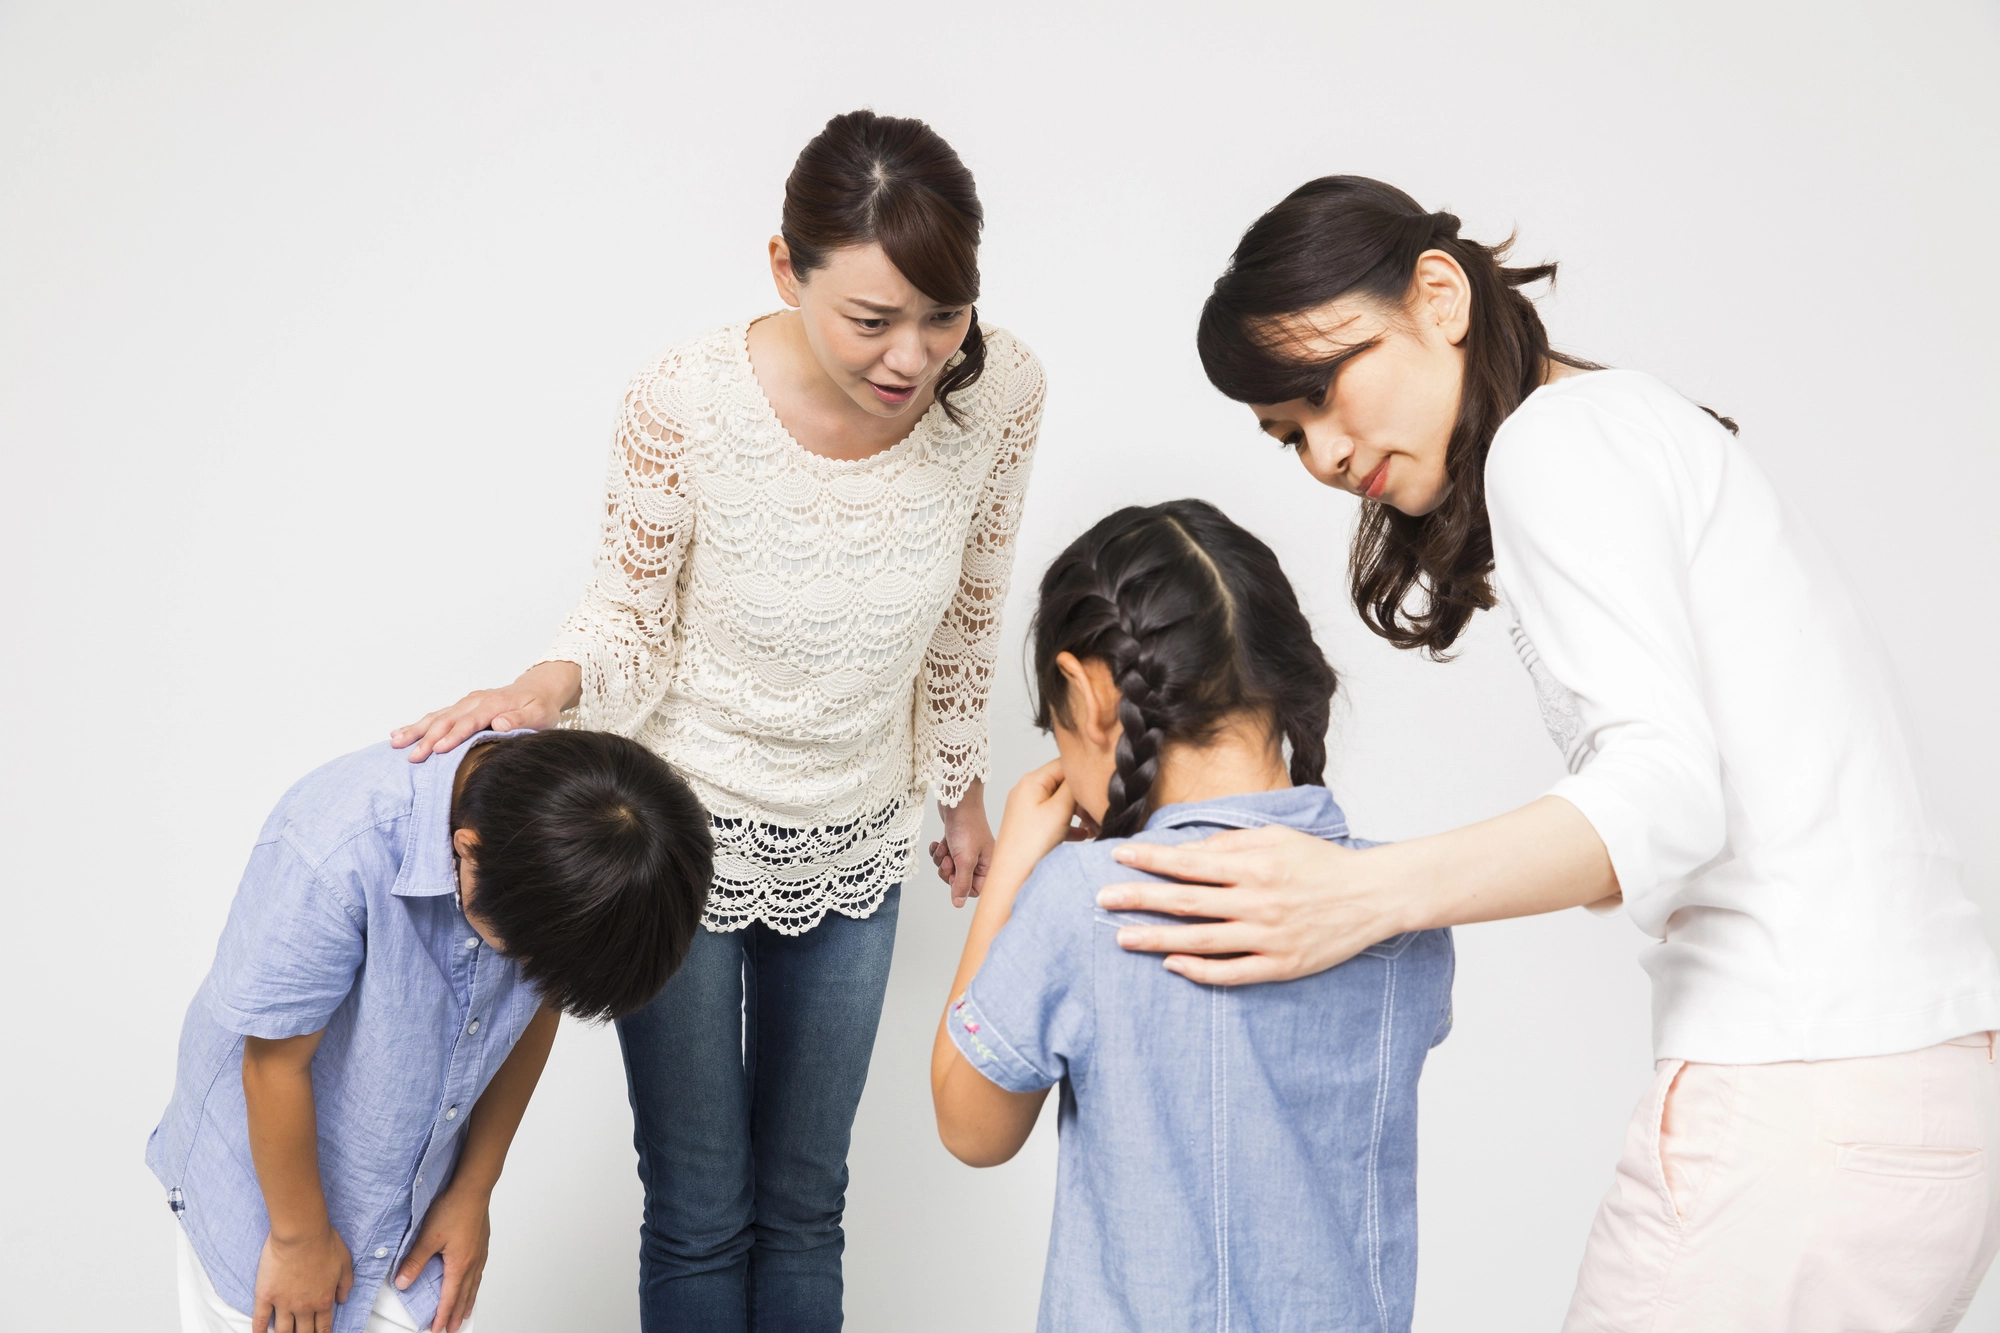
[626,321,751,392]
[1488,368,1733,496]
[974,325,1045,414]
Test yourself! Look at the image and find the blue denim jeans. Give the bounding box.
[616,885,901,1333]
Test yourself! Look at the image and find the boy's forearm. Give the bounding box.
[449,1004,559,1196]
[243,1032,332,1244]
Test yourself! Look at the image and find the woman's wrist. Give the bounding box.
[516,659,582,717]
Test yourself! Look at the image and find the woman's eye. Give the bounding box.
[853,318,888,331]
[1280,431,1305,451]
[1305,387,1328,409]
[932,309,966,323]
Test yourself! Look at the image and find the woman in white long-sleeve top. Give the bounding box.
[391,110,1044,1332]
[1103,176,2000,1331]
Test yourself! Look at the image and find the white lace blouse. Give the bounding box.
[544,319,1045,935]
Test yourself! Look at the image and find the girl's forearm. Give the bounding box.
[1379,795,1620,934]
[243,1032,331,1244]
[451,1004,559,1197]
[929,835,1051,1163]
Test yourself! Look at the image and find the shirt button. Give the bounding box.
[446,1106,458,1120]
[375,1247,388,1259]
[464,938,479,950]
[416,1173,425,1186]
[467,1019,480,1034]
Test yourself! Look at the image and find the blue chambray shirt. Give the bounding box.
[949,787,1455,1333]
[146,735,546,1332]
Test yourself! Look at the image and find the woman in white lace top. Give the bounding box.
[393,111,1044,1331]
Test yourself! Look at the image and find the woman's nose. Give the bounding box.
[1304,426,1352,482]
[881,330,927,379]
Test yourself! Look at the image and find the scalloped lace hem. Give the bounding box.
[702,802,919,936]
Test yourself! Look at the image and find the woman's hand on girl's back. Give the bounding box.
[390,661,582,763]
[1099,827,1390,984]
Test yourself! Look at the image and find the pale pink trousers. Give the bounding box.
[1564,1033,2000,1332]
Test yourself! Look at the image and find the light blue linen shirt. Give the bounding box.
[146,735,546,1332]
[950,786,1455,1333]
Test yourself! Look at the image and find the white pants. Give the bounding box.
[1563,1033,2000,1332]
[176,1226,475,1333]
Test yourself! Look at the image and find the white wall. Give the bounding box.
[3,2,1997,1327]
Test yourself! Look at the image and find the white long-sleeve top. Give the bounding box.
[546,319,1044,935]
[1487,369,2000,1064]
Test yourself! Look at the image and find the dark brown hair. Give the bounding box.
[1031,499,1338,839]
[1198,177,1739,657]
[452,730,712,1022]
[782,109,985,423]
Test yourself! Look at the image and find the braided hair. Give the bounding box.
[1030,499,1339,839]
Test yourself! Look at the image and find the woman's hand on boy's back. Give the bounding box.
[390,660,581,762]
[252,1224,353,1333]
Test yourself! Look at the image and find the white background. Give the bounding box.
[4,2,1998,1328]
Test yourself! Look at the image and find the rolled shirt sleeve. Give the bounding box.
[1486,391,1728,915]
[203,834,366,1039]
[949,848,1093,1093]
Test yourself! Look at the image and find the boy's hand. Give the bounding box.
[996,759,1094,871]
[395,1182,491,1333]
[252,1224,353,1333]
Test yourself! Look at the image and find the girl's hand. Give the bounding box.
[252,1223,353,1333]
[394,1183,492,1333]
[390,661,580,763]
[931,779,994,909]
[995,759,1092,874]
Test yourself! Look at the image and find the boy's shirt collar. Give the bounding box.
[391,730,529,898]
[1142,785,1351,842]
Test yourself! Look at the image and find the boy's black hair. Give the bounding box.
[450,730,712,1022]
[1031,498,1339,839]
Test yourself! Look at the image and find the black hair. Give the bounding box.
[450,730,712,1022]
[783,109,986,424]
[1030,498,1339,839]
[1197,175,1732,657]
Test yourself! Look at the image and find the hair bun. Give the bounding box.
[1429,210,1462,241]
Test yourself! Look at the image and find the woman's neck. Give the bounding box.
[1149,712,1293,810]
[747,311,935,461]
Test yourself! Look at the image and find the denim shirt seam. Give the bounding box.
[279,822,395,929]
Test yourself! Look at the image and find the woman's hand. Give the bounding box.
[252,1222,353,1333]
[390,661,581,763]
[1100,796,1620,985]
[1100,825,1401,985]
[394,1183,490,1333]
[931,779,994,908]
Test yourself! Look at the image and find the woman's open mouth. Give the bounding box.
[868,380,919,405]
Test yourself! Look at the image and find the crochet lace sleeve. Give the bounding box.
[541,359,695,736]
[914,338,1047,806]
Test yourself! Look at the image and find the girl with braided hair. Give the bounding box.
[929,498,1454,1332]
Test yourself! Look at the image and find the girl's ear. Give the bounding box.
[1054,652,1123,747]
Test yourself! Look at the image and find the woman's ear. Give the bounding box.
[1054,652,1123,748]
[452,827,480,865]
[768,236,803,309]
[1412,249,1472,346]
